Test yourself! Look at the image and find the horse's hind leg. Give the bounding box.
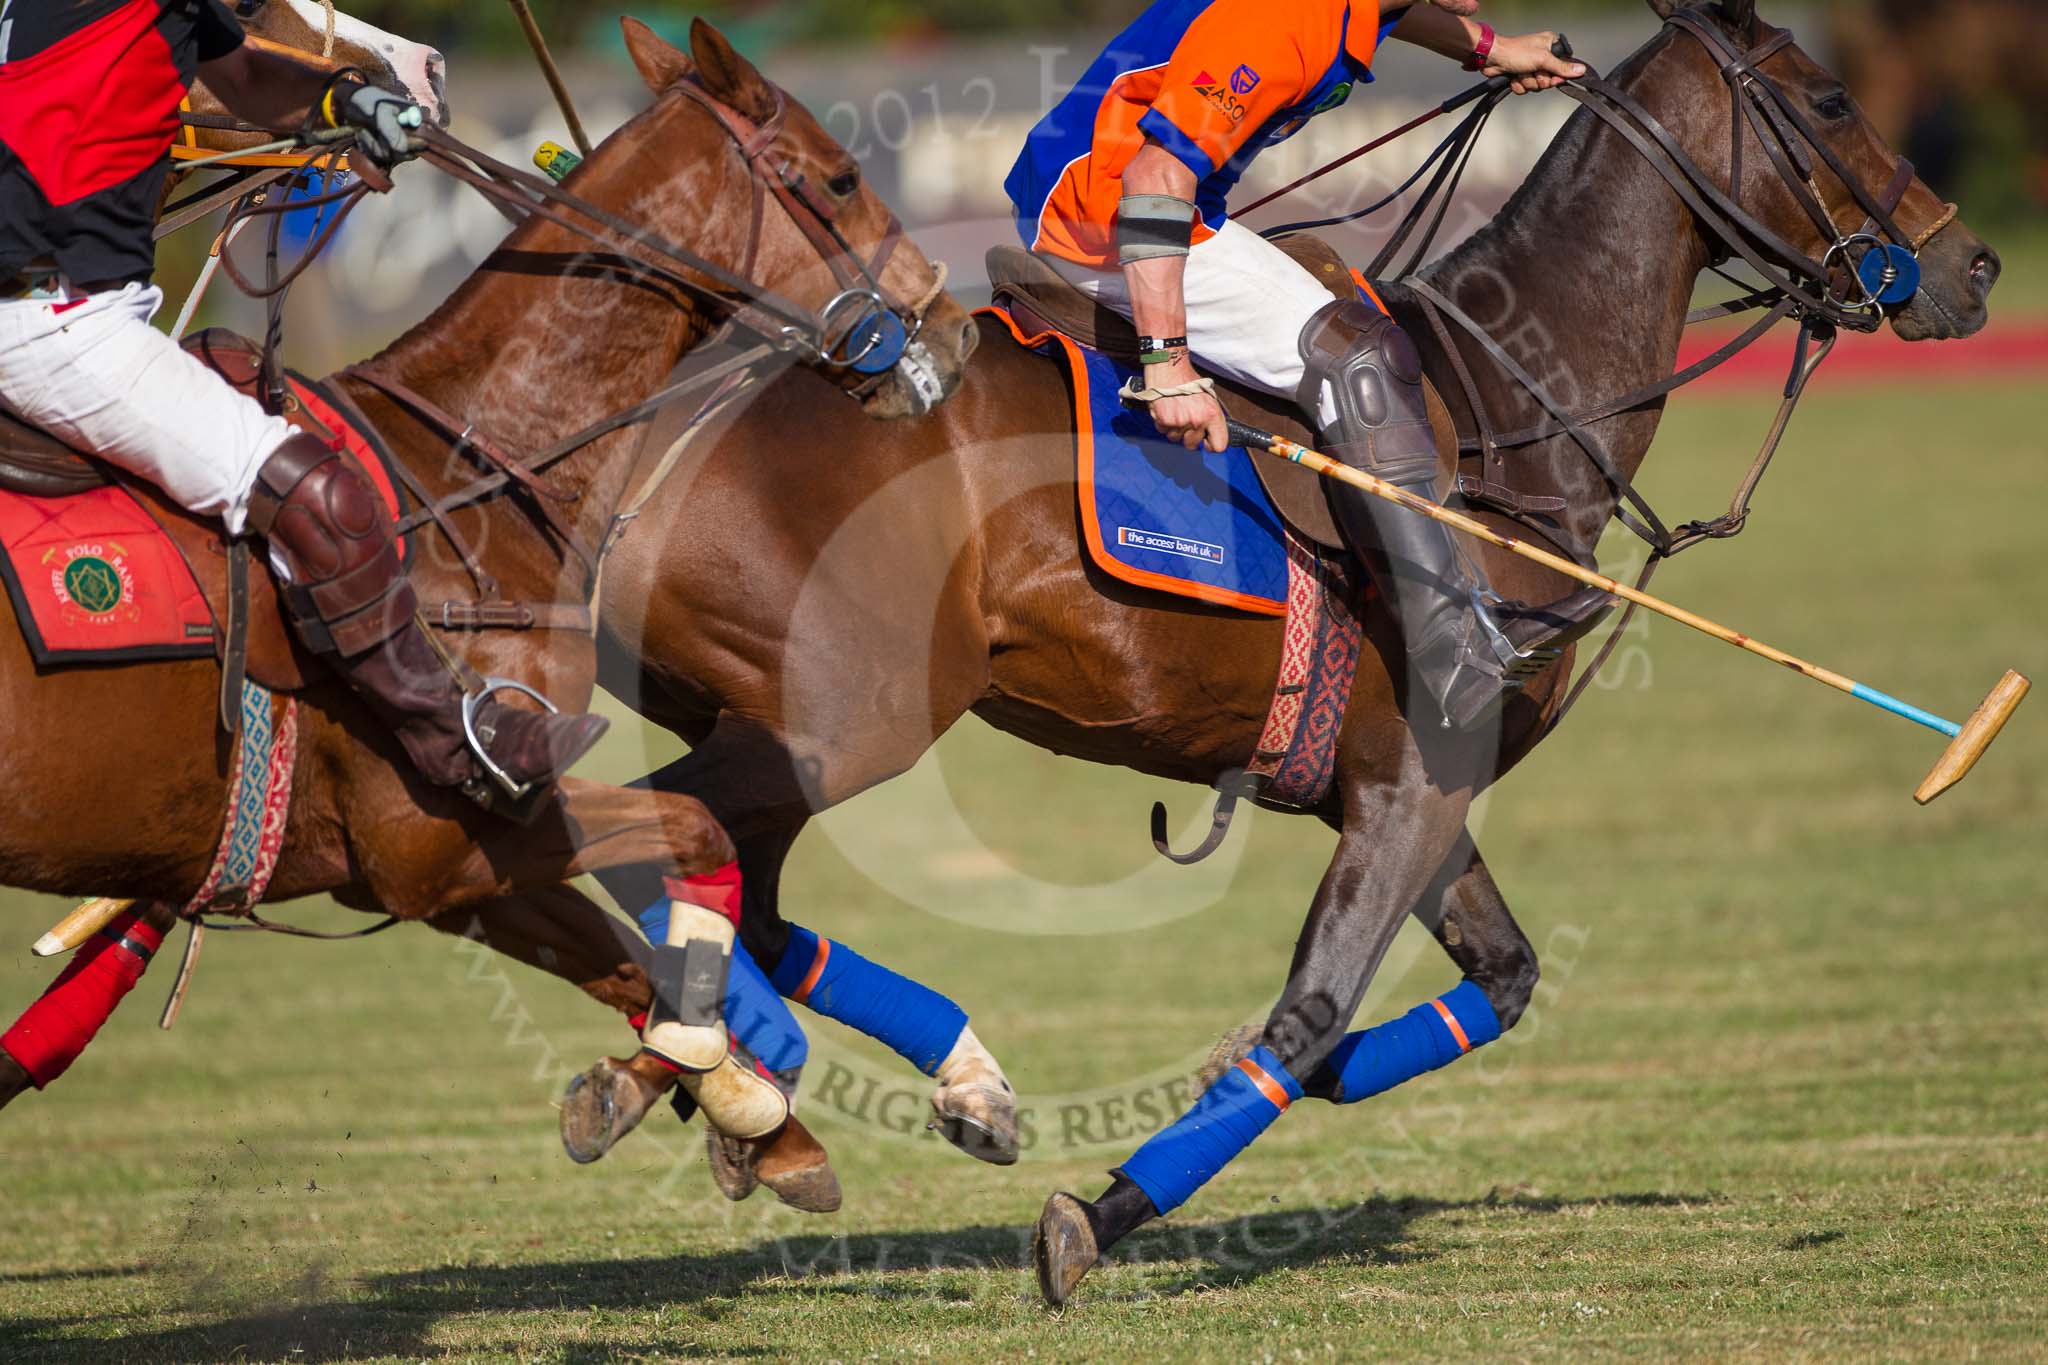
[1411,832,1539,1033]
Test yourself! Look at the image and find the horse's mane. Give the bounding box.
[1420,23,1676,287]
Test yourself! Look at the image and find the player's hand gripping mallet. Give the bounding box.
[1224,419,2028,803]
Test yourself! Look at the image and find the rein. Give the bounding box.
[1262,13,1955,728]
[192,71,947,631]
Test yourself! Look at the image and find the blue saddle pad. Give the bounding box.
[1081,345,1294,613]
[992,273,1381,616]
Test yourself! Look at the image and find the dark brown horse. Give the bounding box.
[0,20,977,1164]
[568,0,1996,1293]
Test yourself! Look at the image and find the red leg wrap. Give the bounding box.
[1,910,163,1089]
[665,861,742,927]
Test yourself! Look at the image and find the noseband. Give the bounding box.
[1567,12,1946,332]
[671,76,940,390]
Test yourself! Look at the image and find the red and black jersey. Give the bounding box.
[0,0,244,285]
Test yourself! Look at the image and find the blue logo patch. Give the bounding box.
[1119,526,1227,565]
[1231,64,1261,96]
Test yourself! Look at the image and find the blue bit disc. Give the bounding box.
[1857,243,1921,306]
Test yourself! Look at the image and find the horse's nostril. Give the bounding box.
[1970,248,2002,296]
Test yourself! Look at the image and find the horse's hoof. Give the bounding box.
[1194,1023,1265,1098]
[1032,1191,1098,1309]
[705,1126,761,1203]
[0,1051,32,1113]
[560,1065,618,1164]
[929,1080,1019,1166]
[559,1057,659,1164]
[755,1116,842,1214]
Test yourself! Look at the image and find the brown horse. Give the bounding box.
[0,19,977,1162]
[567,0,1997,1294]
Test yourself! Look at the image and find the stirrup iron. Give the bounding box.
[1472,590,1564,683]
[461,677,561,802]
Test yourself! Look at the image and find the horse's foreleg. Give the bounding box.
[598,713,1019,1165]
[1033,772,1473,1306]
[0,901,180,1110]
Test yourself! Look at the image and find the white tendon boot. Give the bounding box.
[641,885,789,1140]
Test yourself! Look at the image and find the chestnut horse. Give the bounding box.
[571,0,1997,1293]
[0,20,976,1156]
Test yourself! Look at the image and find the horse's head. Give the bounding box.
[237,0,448,126]
[1640,0,1997,341]
[616,18,976,418]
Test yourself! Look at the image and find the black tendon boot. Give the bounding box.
[246,433,608,805]
[1297,300,1611,731]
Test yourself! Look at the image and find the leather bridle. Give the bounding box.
[670,77,938,392]
[1389,11,1958,561]
[202,69,953,635]
[1577,10,1937,333]
[1376,9,1961,727]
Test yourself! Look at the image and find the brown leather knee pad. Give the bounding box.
[1296,298,1439,486]
[247,432,414,658]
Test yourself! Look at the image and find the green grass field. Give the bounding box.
[2,373,2044,1362]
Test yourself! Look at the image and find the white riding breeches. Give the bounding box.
[1042,218,1344,414]
[0,282,294,535]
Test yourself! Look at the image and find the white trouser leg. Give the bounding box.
[0,283,296,535]
[1043,219,1343,415]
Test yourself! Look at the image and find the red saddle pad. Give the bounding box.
[0,483,215,667]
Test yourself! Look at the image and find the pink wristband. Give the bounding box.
[1464,23,1497,72]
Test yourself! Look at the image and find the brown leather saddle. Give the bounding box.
[985,231,1461,550]
[0,329,355,693]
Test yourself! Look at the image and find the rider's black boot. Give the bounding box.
[1297,300,1611,731]
[247,433,608,804]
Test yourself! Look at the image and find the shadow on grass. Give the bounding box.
[0,1190,1716,1361]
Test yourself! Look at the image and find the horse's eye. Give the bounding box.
[233,0,266,16]
[1814,91,1852,122]
[827,169,861,198]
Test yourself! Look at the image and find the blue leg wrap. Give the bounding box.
[635,898,808,1073]
[1116,1045,1302,1215]
[1322,979,1501,1105]
[766,924,969,1077]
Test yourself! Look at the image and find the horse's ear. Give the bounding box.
[621,16,690,93]
[687,18,778,124]
[1645,0,1682,17]
[1716,0,1757,32]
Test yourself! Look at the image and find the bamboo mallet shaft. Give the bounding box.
[505,0,593,157]
[1226,419,2027,803]
[34,898,133,958]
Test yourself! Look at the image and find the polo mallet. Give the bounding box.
[505,0,594,157]
[33,899,134,957]
[1225,420,2028,804]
